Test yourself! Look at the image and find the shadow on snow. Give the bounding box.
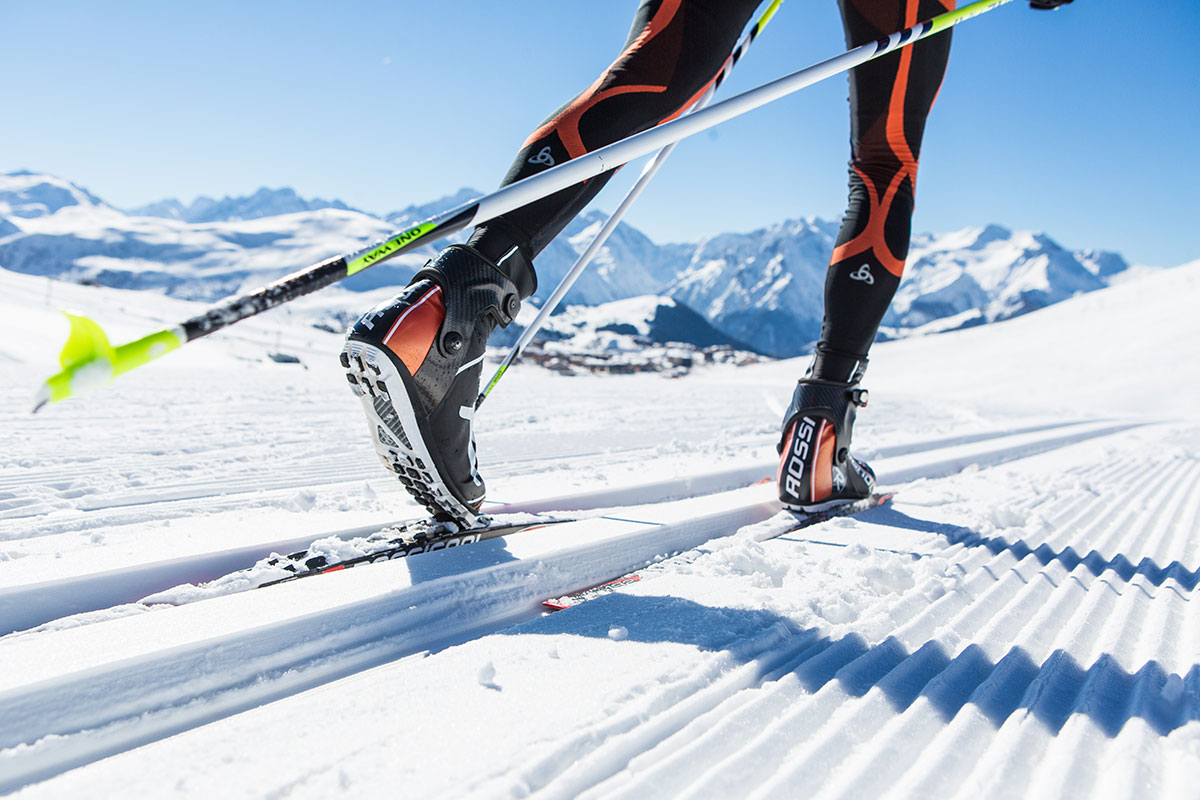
[518,498,1197,739]
[526,592,1198,739]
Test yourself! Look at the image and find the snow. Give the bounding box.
[2,259,1199,797]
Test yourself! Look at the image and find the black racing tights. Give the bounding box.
[468,0,954,381]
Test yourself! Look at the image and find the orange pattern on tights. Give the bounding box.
[830,0,953,278]
[522,0,721,160]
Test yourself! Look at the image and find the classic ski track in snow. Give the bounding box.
[0,419,1116,638]
[515,448,1200,800]
[0,488,781,793]
[0,459,777,636]
[0,419,1173,795]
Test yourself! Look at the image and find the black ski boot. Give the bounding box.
[342,244,533,527]
[777,374,876,512]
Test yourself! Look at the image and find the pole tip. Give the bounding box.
[31,384,50,414]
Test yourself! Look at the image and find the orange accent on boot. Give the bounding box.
[382,285,445,375]
[811,420,836,503]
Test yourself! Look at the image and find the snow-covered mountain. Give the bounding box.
[668,218,841,357]
[668,220,1133,355]
[503,295,754,352]
[129,187,358,223]
[0,173,418,299]
[385,187,693,307]
[384,187,482,228]
[0,170,109,218]
[884,225,1114,332]
[0,171,1140,356]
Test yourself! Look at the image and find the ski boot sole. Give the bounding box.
[782,497,871,514]
[341,340,482,529]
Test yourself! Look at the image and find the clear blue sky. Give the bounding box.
[3,1,1197,266]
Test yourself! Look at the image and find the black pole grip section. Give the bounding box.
[179,205,480,343]
[181,255,349,341]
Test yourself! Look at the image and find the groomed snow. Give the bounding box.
[1,261,1198,797]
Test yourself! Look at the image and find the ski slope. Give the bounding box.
[1,262,1199,798]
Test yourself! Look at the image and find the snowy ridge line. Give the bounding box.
[0,460,776,637]
[882,460,1200,799]
[0,519,391,638]
[544,455,1200,798]
[0,438,360,491]
[0,419,1099,534]
[868,418,1112,461]
[0,486,780,794]
[0,474,388,537]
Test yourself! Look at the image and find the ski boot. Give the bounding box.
[776,373,876,513]
[341,244,533,527]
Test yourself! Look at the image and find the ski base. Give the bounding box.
[543,493,893,610]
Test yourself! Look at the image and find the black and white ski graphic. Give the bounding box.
[258,514,575,588]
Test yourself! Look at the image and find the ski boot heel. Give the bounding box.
[342,245,531,528]
[341,338,474,524]
[777,378,876,513]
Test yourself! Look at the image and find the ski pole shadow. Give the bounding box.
[519,593,1200,738]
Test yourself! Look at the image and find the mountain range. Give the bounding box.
[0,170,1142,357]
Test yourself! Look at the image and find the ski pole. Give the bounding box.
[475,0,786,409]
[35,0,1015,412]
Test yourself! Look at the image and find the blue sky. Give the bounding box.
[3,1,1197,266]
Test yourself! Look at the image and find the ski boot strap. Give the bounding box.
[778,378,868,463]
[415,245,523,358]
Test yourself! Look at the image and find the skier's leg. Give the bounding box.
[347,0,761,524]
[779,0,954,511]
[468,0,763,271]
[815,0,955,379]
